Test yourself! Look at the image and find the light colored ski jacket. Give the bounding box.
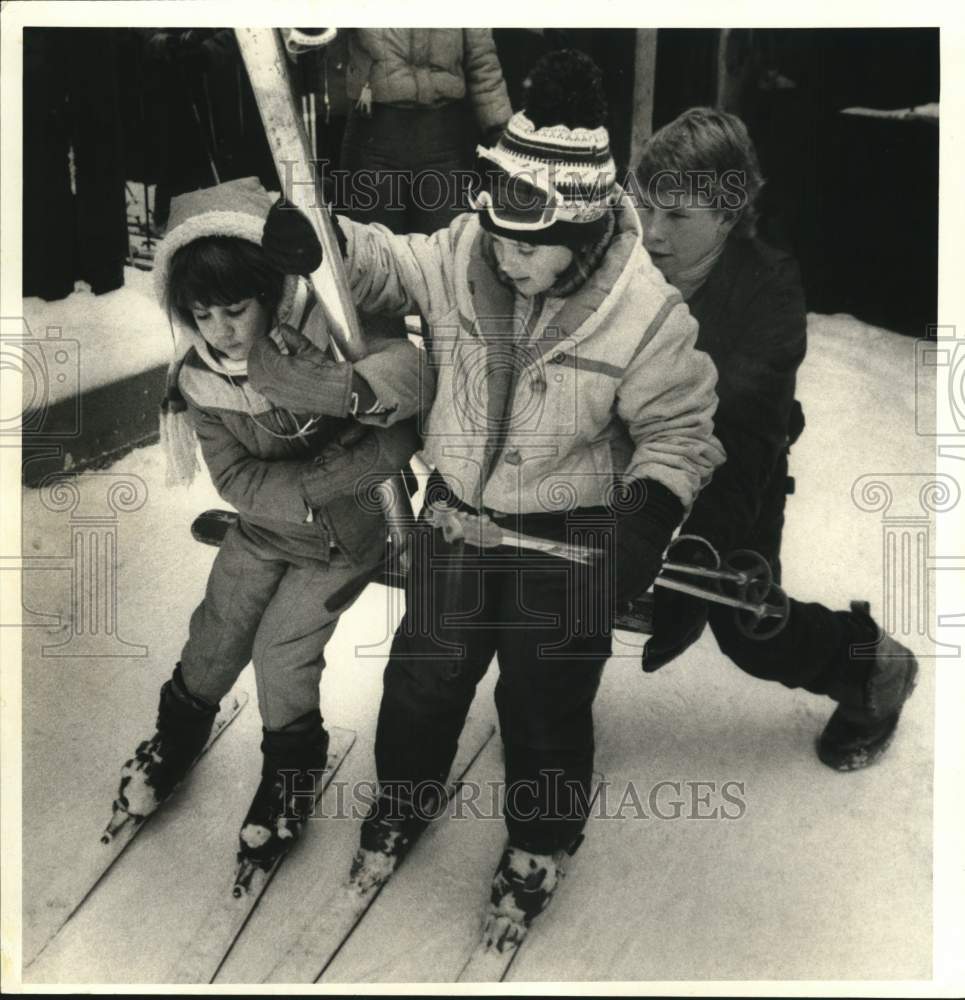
[342,193,726,514]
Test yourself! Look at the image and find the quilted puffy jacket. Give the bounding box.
[345,28,512,131]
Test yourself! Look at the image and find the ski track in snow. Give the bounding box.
[19,313,934,984]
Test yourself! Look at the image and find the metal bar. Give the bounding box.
[655,576,783,620]
[662,560,748,584]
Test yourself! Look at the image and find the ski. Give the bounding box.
[263,715,496,984]
[235,25,414,554]
[456,774,602,984]
[25,691,248,970]
[169,726,357,984]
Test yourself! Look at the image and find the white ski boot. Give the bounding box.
[483,844,569,954]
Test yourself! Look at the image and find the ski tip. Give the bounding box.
[233,858,258,897]
[101,810,131,843]
[223,690,250,714]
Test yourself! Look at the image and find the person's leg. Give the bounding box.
[353,525,499,890]
[179,522,287,706]
[248,548,364,730]
[494,552,610,854]
[114,524,286,822]
[708,459,918,769]
[709,596,856,696]
[236,549,364,872]
[403,102,474,236]
[484,547,611,951]
[374,528,497,793]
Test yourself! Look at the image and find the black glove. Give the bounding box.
[642,535,715,672]
[262,198,324,276]
[611,479,684,609]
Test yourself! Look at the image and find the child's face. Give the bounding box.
[490,234,574,297]
[190,297,272,361]
[639,193,736,286]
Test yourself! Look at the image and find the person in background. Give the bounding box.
[634,107,918,771]
[338,28,512,237]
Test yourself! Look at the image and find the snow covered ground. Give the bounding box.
[17,313,939,986]
[21,266,171,407]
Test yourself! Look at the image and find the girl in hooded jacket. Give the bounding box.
[109,176,432,877]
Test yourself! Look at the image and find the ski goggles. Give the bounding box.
[472,148,565,231]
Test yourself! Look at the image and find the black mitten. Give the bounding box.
[611,479,684,608]
[642,535,716,672]
[262,197,324,276]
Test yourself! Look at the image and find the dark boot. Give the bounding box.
[114,664,218,821]
[817,602,919,771]
[236,710,328,876]
[349,786,441,893]
[483,843,573,953]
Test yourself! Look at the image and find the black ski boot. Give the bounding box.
[349,787,441,894]
[108,664,218,833]
[234,710,328,894]
[483,841,578,953]
[817,601,919,771]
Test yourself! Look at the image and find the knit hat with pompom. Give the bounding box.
[475,49,616,247]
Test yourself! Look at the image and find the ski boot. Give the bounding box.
[817,601,919,771]
[483,841,578,954]
[234,710,328,895]
[104,664,218,841]
[349,787,440,894]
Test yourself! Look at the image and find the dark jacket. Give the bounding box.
[180,349,419,565]
[680,236,807,556]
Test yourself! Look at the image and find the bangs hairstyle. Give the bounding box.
[166,236,286,329]
[634,108,765,239]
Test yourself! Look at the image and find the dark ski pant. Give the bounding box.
[180,521,363,730]
[340,100,474,237]
[375,517,612,856]
[646,453,872,707]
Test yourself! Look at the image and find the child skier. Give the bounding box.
[109,176,430,877]
[261,50,725,950]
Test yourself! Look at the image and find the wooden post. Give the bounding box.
[628,29,658,171]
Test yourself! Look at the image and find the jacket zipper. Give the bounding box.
[481,293,543,489]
